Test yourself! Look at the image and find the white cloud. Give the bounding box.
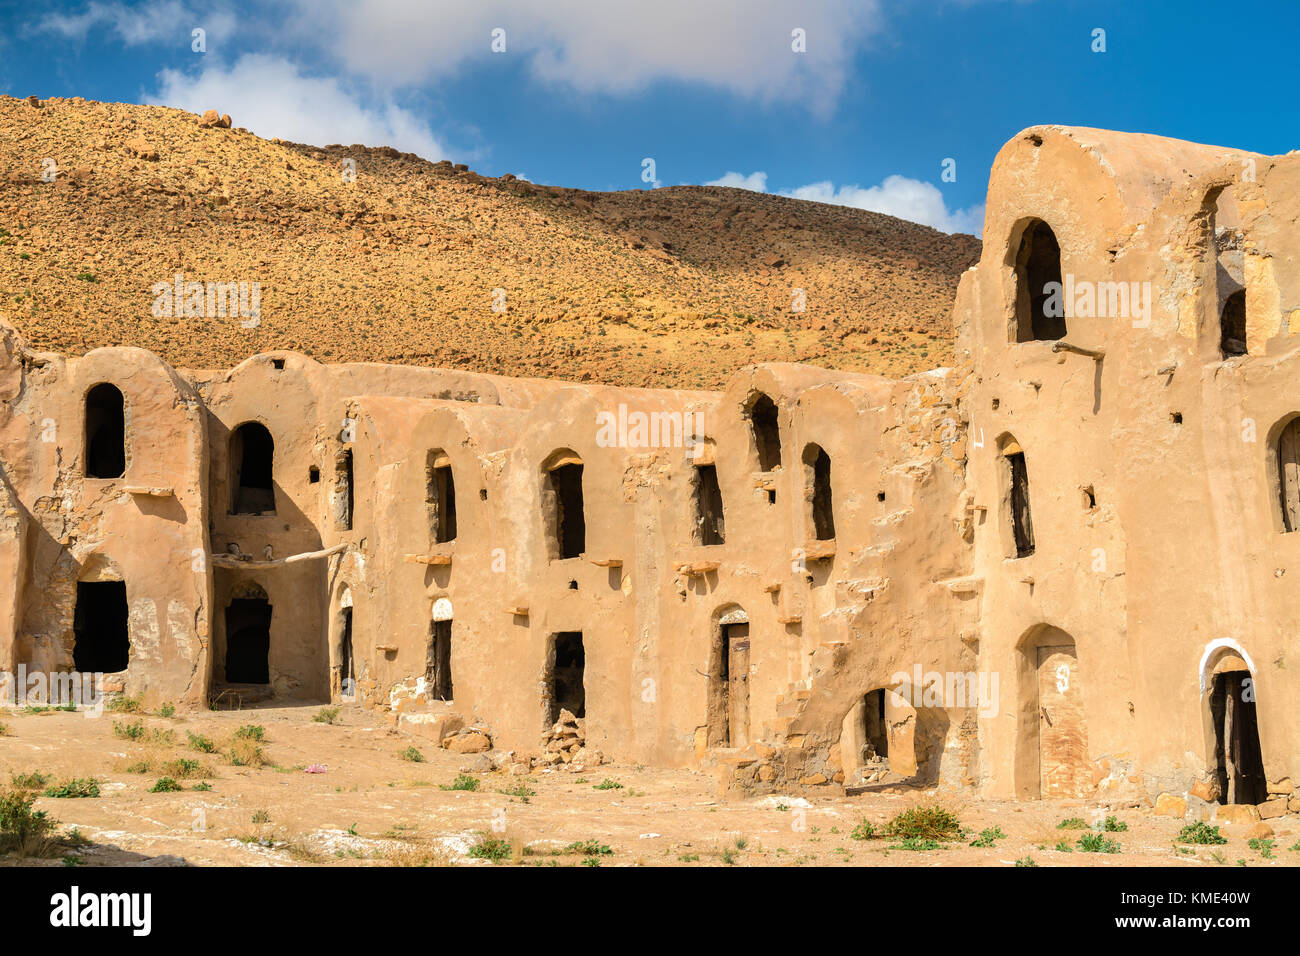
[33,0,236,46]
[702,169,984,235]
[705,171,768,191]
[288,0,883,113]
[149,54,448,160]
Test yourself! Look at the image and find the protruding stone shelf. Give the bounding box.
[778,614,802,625]
[125,485,174,497]
[506,606,529,617]
[801,540,836,561]
[589,557,622,568]
[405,553,452,566]
[939,575,984,595]
[673,560,720,576]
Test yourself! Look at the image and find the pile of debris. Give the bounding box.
[508,709,605,773]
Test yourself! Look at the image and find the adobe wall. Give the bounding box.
[1,124,1296,815]
[960,126,1300,813]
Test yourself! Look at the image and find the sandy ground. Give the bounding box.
[0,703,1295,868]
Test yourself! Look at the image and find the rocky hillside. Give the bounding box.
[0,96,980,388]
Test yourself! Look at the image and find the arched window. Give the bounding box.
[229,422,275,515]
[692,462,725,545]
[1001,436,1035,557]
[1276,416,1300,532]
[1012,219,1065,342]
[84,383,126,479]
[1220,290,1247,357]
[543,451,585,559]
[1207,185,1247,358]
[427,450,457,543]
[746,392,782,472]
[803,443,835,540]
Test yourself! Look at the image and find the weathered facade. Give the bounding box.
[1,126,1297,817]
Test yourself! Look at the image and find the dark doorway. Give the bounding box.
[72,581,129,672]
[338,606,354,696]
[546,632,585,723]
[692,464,725,545]
[225,597,271,684]
[806,444,835,540]
[1007,449,1035,557]
[1210,670,1267,805]
[1014,220,1066,342]
[1220,290,1247,357]
[428,455,457,543]
[85,384,126,479]
[748,393,782,471]
[427,619,453,701]
[230,422,275,514]
[548,463,585,559]
[862,688,889,759]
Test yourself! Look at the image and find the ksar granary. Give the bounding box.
[2,124,1297,822]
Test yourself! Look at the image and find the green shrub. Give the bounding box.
[158,703,176,719]
[0,790,56,857]
[398,746,424,762]
[1056,817,1089,830]
[850,819,877,841]
[889,836,945,851]
[439,774,480,792]
[43,778,99,799]
[1054,839,1073,853]
[1103,815,1128,832]
[467,834,511,863]
[313,707,340,724]
[883,805,962,841]
[1178,821,1228,845]
[560,839,613,856]
[593,778,624,790]
[234,724,265,741]
[1015,855,1038,867]
[107,696,141,713]
[150,777,182,793]
[1248,837,1275,859]
[970,826,1005,848]
[113,720,144,741]
[187,731,216,753]
[1077,832,1122,854]
[10,772,49,791]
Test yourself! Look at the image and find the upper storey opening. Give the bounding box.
[745,392,782,472]
[1012,219,1066,343]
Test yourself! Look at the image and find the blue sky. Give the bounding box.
[3,0,1298,236]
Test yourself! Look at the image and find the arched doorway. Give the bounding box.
[1202,644,1266,805]
[707,605,750,748]
[331,587,354,700]
[1015,625,1090,798]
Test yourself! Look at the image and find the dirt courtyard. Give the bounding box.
[0,702,1293,868]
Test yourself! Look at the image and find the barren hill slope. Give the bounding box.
[0,96,980,388]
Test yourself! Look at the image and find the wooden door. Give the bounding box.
[1278,419,1300,532]
[726,624,750,748]
[1037,644,1090,798]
